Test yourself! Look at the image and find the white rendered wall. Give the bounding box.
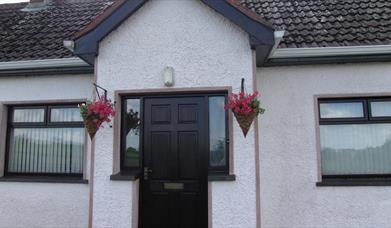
[94,0,256,227]
[258,63,391,227]
[0,74,92,101]
[0,74,93,228]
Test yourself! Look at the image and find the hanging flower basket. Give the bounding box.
[79,96,116,139]
[225,91,265,137]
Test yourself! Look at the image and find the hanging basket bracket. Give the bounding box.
[93,83,108,102]
[241,78,245,93]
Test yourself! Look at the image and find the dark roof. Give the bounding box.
[241,0,391,48]
[0,0,114,62]
[1,0,391,63]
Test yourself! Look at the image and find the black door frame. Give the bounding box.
[121,91,227,228]
[120,90,230,172]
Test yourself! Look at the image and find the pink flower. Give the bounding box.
[80,95,116,131]
[225,90,263,116]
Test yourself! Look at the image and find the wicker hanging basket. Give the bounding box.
[226,79,264,137]
[234,111,258,137]
[82,114,98,140]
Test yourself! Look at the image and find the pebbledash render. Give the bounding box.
[1,0,391,228]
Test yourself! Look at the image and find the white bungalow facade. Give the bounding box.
[1,0,391,228]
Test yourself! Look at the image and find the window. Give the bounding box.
[121,98,141,171]
[318,98,391,180]
[5,104,85,177]
[208,96,229,174]
[120,94,229,175]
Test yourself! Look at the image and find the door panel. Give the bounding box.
[178,132,198,179]
[179,192,199,227]
[150,132,171,179]
[141,96,208,228]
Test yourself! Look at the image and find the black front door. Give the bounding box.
[141,96,208,228]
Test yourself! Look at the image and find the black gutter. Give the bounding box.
[0,66,94,77]
[263,54,391,67]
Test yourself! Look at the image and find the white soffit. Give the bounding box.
[0,58,89,70]
[270,45,391,59]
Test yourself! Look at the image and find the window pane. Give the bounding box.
[319,102,364,118]
[209,96,227,167]
[371,101,391,117]
[7,128,85,174]
[124,99,141,168]
[320,124,391,175]
[13,109,45,123]
[51,107,82,122]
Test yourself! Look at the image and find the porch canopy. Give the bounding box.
[68,0,275,66]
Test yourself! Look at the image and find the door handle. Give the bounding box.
[144,167,152,180]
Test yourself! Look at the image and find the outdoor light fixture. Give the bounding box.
[163,66,174,87]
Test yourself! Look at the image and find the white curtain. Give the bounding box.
[51,108,82,122]
[320,124,391,175]
[13,109,45,122]
[8,128,84,174]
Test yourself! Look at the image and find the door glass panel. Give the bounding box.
[13,108,45,123]
[320,102,364,119]
[124,99,141,168]
[209,96,227,167]
[320,124,391,175]
[50,107,83,122]
[370,101,391,117]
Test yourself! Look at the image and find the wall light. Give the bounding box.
[163,66,174,87]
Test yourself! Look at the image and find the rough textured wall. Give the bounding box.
[0,74,92,101]
[0,182,89,228]
[95,0,255,227]
[258,63,391,228]
[0,74,92,228]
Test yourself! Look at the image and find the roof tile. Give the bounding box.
[1,0,391,62]
[0,0,114,62]
[241,0,391,48]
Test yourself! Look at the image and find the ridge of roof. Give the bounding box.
[0,2,27,11]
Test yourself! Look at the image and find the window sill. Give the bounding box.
[110,171,140,181]
[208,174,236,181]
[317,178,391,187]
[110,173,235,181]
[0,176,88,184]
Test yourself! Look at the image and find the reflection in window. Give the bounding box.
[320,124,391,175]
[209,96,227,167]
[51,107,83,122]
[320,102,363,119]
[124,99,141,168]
